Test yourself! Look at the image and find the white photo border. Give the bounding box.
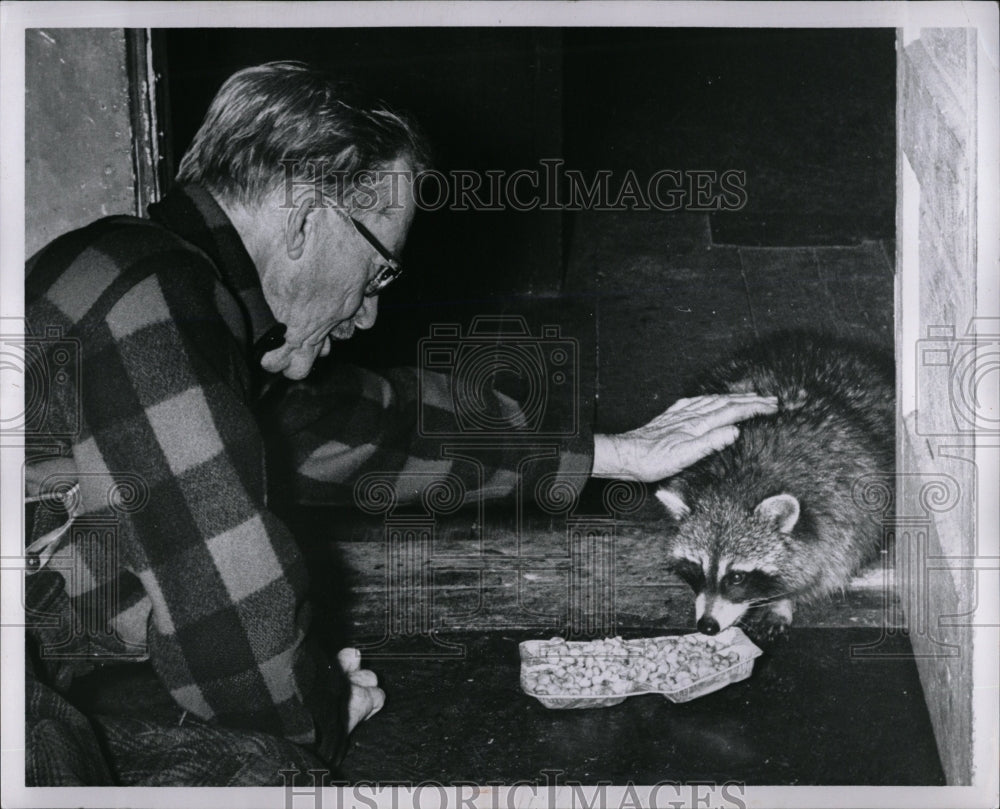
[1,3,997,808]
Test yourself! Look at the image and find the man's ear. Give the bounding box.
[284,195,316,260]
[655,485,690,520]
[753,493,800,533]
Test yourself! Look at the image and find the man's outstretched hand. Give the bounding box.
[591,393,779,482]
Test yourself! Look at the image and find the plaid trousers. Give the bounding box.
[26,653,330,786]
[25,571,330,787]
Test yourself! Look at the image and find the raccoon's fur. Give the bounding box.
[656,331,894,640]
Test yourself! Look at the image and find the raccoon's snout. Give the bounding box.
[697,616,720,635]
[696,592,749,635]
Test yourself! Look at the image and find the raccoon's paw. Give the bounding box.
[742,614,791,645]
[758,616,792,644]
[742,601,794,645]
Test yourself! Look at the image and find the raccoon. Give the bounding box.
[656,331,894,640]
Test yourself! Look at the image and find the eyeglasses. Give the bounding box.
[336,209,403,297]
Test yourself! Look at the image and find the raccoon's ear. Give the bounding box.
[754,493,800,533]
[656,486,690,520]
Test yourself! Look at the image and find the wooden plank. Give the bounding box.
[324,512,898,636]
[897,26,982,786]
[897,421,977,785]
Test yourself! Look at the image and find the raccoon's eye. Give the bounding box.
[728,571,746,585]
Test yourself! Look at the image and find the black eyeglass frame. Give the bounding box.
[336,208,403,297]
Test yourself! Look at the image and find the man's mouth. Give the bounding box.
[330,322,356,340]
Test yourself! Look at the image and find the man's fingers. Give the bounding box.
[337,647,362,673]
[705,423,741,451]
[347,685,386,733]
[656,395,778,427]
[368,687,386,718]
[360,686,385,720]
[356,685,385,720]
[644,396,776,441]
[688,394,778,417]
[349,668,379,688]
[695,399,778,432]
[679,425,740,464]
[340,648,385,733]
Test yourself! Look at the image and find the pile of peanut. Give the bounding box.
[521,634,742,697]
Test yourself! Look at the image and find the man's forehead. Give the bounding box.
[378,183,417,231]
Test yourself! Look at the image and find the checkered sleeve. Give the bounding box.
[259,359,595,508]
[78,257,349,756]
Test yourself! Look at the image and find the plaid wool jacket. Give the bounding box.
[24,184,593,757]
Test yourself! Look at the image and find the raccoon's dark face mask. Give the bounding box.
[669,557,784,600]
[670,558,706,593]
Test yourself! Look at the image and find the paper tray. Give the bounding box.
[519,627,762,709]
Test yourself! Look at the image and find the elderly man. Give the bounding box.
[24,62,774,786]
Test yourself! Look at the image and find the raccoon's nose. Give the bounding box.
[697,616,720,636]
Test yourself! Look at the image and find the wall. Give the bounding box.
[24,28,137,258]
[896,26,998,786]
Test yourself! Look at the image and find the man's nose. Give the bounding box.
[354,295,378,330]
